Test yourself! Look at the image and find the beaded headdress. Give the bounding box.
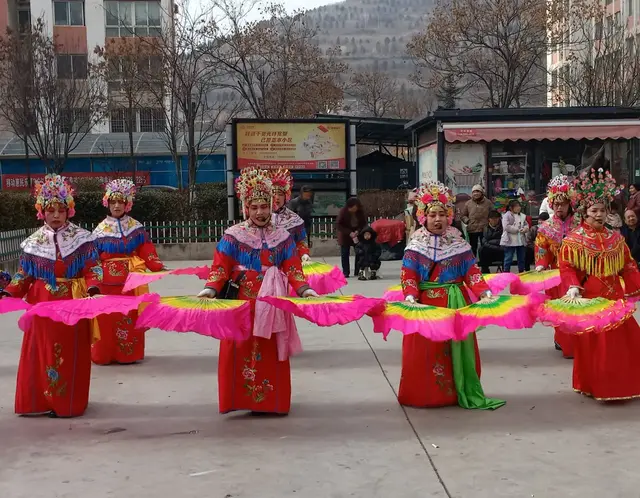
[269,167,293,199]
[33,174,75,220]
[103,178,136,212]
[235,168,273,218]
[415,181,456,224]
[546,174,576,208]
[574,168,622,211]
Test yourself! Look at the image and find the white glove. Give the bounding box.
[566,287,581,299]
[405,295,416,303]
[535,265,545,272]
[302,289,319,298]
[479,290,493,301]
[301,254,311,262]
[197,288,216,299]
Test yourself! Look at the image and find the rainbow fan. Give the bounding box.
[122,265,210,293]
[371,301,457,341]
[483,272,519,293]
[18,293,159,331]
[510,269,561,295]
[382,284,404,301]
[0,297,31,314]
[456,295,538,339]
[136,296,251,340]
[300,261,347,295]
[258,295,385,326]
[538,297,636,334]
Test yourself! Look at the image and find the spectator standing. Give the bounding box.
[539,196,555,218]
[525,211,549,271]
[500,199,529,273]
[355,226,381,280]
[460,184,493,255]
[336,197,367,278]
[622,209,640,265]
[627,184,640,218]
[605,201,623,230]
[289,185,314,248]
[404,190,418,241]
[478,210,504,273]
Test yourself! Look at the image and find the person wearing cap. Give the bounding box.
[460,184,493,256]
[288,185,314,248]
[404,189,418,241]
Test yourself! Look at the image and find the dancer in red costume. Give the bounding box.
[197,168,318,415]
[559,168,640,401]
[91,179,165,365]
[534,175,579,358]
[399,181,505,410]
[268,167,310,261]
[2,175,101,417]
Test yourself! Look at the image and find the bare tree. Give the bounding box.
[0,18,106,173]
[94,38,157,182]
[126,2,242,192]
[407,0,548,108]
[548,0,640,106]
[347,69,399,118]
[391,88,437,119]
[205,1,345,119]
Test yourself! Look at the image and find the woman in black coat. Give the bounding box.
[336,197,367,278]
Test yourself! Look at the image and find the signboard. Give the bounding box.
[2,172,151,191]
[445,143,486,195]
[235,121,347,170]
[312,191,346,216]
[418,144,438,184]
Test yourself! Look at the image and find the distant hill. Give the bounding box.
[304,0,434,83]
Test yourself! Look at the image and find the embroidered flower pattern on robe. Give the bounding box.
[243,340,274,403]
[44,343,67,398]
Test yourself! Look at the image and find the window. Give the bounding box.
[595,21,603,40]
[110,108,136,132]
[18,9,30,30]
[105,1,161,37]
[59,109,91,133]
[629,0,634,16]
[139,108,164,132]
[53,1,84,26]
[56,54,88,79]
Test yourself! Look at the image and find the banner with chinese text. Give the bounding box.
[236,121,347,170]
[2,172,151,191]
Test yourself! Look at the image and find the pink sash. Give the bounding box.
[253,266,303,361]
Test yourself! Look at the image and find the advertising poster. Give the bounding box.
[312,191,346,216]
[418,144,438,184]
[236,121,347,170]
[2,172,150,191]
[444,143,486,195]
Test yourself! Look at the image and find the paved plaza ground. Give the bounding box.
[1,257,639,498]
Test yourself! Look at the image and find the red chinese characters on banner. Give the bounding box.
[2,172,151,191]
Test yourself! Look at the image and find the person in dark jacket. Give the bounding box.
[354,226,381,280]
[478,210,504,273]
[288,185,314,247]
[336,197,367,278]
[622,209,640,266]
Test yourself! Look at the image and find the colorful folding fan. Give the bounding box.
[136,296,252,340]
[18,293,160,331]
[456,295,539,339]
[299,261,347,295]
[382,284,404,301]
[258,295,385,327]
[0,297,31,314]
[371,301,457,341]
[538,297,636,334]
[122,265,210,293]
[510,269,561,295]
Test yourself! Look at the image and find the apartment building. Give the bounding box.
[0,0,172,133]
[547,0,638,106]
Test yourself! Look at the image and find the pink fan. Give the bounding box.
[122,266,210,293]
[383,284,404,301]
[371,301,458,341]
[0,297,31,313]
[18,293,160,331]
[456,295,539,339]
[258,295,385,327]
[483,272,519,293]
[510,270,561,295]
[136,296,252,340]
[289,261,347,296]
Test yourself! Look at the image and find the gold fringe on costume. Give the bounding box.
[560,239,626,278]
